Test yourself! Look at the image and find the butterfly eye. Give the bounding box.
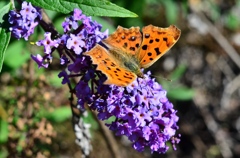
[121,35,125,39]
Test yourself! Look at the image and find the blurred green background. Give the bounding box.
[1,0,240,158]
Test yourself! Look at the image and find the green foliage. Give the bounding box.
[160,65,195,101]
[48,71,64,88]
[223,1,240,30]
[26,0,137,17]
[16,135,26,152]
[204,0,240,30]
[207,1,221,22]
[0,118,8,144]
[82,112,99,130]
[104,116,116,124]
[225,13,240,30]
[169,64,187,81]
[4,41,30,70]
[0,3,11,72]
[0,149,8,158]
[167,86,195,100]
[160,0,178,24]
[37,106,71,123]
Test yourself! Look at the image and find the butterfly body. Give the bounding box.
[84,25,181,87]
[108,47,144,78]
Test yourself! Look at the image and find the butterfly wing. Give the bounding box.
[103,26,142,55]
[138,25,181,68]
[83,45,137,87]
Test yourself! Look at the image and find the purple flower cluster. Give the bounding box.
[9,5,180,154]
[31,8,108,69]
[91,72,180,153]
[8,2,42,40]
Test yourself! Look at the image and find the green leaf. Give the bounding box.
[17,135,26,152]
[0,3,11,72]
[48,71,63,88]
[39,107,71,123]
[161,0,178,24]
[170,64,187,81]
[27,0,137,17]
[104,115,116,124]
[225,13,239,30]
[167,86,195,100]
[4,41,30,69]
[0,149,8,158]
[0,118,8,143]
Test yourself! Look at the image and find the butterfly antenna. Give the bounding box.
[150,74,172,82]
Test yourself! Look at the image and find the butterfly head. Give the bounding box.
[136,70,144,78]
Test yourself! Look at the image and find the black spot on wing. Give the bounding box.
[123,75,133,79]
[129,36,136,41]
[102,60,107,64]
[130,47,135,51]
[163,38,168,42]
[154,48,161,56]
[116,68,121,71]
[145,34,150,38]
[111,62,116,67]
[142,45,148,50]
[123,42,128,48]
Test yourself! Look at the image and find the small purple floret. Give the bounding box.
[8,2,42,40]
[36,32,59,54]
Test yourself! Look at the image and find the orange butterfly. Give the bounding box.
[84,25,181,86]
